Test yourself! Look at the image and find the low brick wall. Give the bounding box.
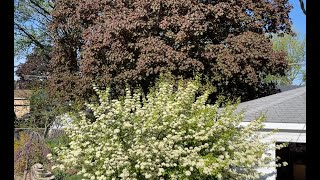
[30,163,54,180]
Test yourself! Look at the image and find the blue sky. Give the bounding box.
[289,0,306,85]
[289,0,306,36]
[14,0,306,80]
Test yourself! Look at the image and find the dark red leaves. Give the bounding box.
[49,0,292,102]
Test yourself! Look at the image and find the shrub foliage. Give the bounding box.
[51,76,283,179]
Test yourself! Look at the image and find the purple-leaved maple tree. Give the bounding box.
[48,0,293,102]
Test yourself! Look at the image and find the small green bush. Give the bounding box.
[53,169,83,180]
[46,135,70,152]
[52,169,67,180]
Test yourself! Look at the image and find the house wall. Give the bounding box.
[257,131,306,180]
[14,98,30,118]
[239,122,306,180]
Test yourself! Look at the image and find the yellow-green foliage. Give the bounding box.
[14,133,29,174]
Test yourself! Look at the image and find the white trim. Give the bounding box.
[241,122,306,180]
[240,122,306,131]
[239,122,306,143]
[262,132,306,143]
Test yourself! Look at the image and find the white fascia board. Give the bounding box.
[260,132,306,143]
[239,122,306,131]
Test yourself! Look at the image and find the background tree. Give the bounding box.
[14,0,54,60]
[15,47,51,89]
[14,86,71,138]
[14,0,65,135]
[265,33,306,85]
[14,0,53,90]
[49,0,293,104]
[14,46,56,135]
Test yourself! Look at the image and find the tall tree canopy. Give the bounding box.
[48,0,293,103]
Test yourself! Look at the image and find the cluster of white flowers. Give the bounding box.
[51,77,283,179]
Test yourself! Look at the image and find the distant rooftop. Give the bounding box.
[236,86,306,124]
[276,85,304,92]
[14,90,32,99]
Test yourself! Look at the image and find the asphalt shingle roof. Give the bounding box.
[235,86,306,123]
[276,85,303,92]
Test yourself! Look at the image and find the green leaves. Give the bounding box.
[14,0,53,58]
[266,33,306,85]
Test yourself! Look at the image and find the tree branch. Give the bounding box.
[299,0,306,15]
[29,4,51,22]
[15,22,44,49]
[14,22,51,60]
[29,0,51,16]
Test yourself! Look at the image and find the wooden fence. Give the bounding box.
[14,128,65,139]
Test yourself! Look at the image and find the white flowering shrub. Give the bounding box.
[51,76,285,180]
